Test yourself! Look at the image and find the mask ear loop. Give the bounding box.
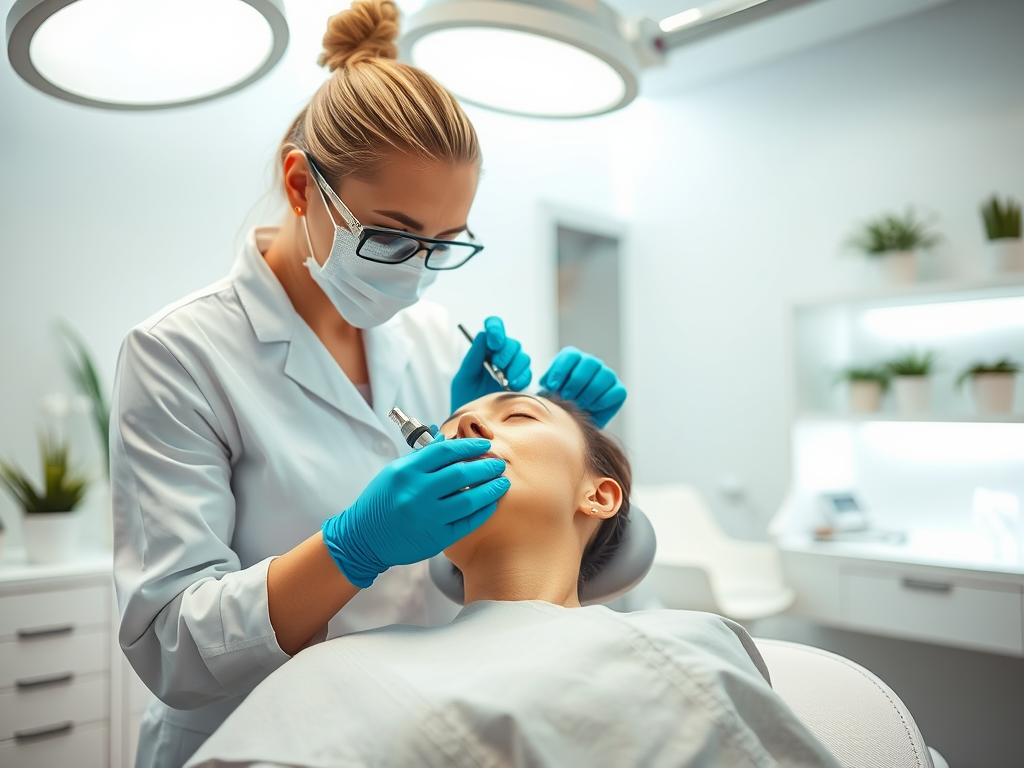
[306,157,362,235]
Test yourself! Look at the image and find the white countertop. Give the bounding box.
[779,530,1024,580]
[0,547,113,587]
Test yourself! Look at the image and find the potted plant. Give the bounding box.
[835,366,889,413]
[957,358,1020,414]
[0,433,89,564]
[885,350,936,414]
[847,208,942,285]
[981,195,1023,275]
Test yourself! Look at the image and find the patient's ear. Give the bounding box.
[577,477,622,520]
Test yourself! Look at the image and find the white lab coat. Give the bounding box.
[111,227,465,768]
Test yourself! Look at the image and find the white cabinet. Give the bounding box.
[0,554,114,768]
[840,568,1023,655]
[781,545,1024,657]
[777,280,1024,657]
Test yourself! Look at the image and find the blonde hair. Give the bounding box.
[280,0,480,186]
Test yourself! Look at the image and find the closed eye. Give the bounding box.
[507,412,537,420]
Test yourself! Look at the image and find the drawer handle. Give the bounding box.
[15,672,75,689]
[14,721,74,742]
[901,577,953,593]
[16,624,75,639]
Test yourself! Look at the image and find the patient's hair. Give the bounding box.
[544,395,632,589]
[454,394,632,592]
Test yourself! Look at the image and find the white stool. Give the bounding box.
[632,483,794,621]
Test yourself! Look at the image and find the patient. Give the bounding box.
[187,393,841,768]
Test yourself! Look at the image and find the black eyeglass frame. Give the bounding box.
[305,153,485,271]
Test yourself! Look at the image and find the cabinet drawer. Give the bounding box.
[841,570,1024,655]
[0,629,109,689]
[0,676,108,741]
[0,585,109,638]
[0,721,107,768]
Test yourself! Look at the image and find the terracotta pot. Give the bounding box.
[879,250,916,285]
[848,380,884,413]
[970,372,1017,414]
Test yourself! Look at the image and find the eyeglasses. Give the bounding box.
[305,153,484,271]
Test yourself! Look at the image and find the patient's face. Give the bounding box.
[439,392,593,564]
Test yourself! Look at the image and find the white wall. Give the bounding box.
[625,0,1024,537]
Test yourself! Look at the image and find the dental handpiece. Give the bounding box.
[388,407,435,451]
[458,323,511,391]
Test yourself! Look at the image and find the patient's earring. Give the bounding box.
[591,508,598,515]
[294,206,302,215]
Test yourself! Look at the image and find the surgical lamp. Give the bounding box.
[399,0,771,118]
[5,0,288,110]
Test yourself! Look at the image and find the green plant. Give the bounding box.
[885,350,937,377]
[981,195,1022,240]
[846,208,943,255]
[834,365,890,389]
[956,358,1021,388]
[58,322,110,477]
[0,433,88,514]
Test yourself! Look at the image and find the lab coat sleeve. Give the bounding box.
[111,326,291,710]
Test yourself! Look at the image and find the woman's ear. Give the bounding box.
[578,477,622,520]
[282,150,312,214]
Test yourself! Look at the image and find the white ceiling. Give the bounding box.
[630,0,960,95]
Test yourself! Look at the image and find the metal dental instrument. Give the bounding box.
[458,323,511,391]
[388,407,435,451]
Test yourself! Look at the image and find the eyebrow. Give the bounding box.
[373,209,468,238]
[444,392,551,425]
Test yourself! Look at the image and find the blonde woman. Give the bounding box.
[110,2,627,767]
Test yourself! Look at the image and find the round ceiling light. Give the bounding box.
[6,0,289,110]
[400,0,641,119]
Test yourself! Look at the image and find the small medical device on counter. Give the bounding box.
[813,491,906,544]
[388,407,435,450]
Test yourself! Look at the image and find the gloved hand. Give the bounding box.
[539,347,627,429]
[451,316,532,411]
[322,435,509,588]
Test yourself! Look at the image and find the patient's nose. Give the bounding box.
[456,412,493,440]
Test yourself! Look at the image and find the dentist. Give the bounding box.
[110,1,626,766]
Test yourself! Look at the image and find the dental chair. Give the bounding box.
[429,506,948,768]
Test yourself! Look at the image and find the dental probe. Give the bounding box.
[388,407,435,451]
[458,324,511,390]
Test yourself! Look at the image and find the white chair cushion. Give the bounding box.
[754,638,934,768]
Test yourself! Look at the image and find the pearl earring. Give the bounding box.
[591,508,598,514]
[294,206,302,215]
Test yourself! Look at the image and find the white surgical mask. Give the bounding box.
[301,172,437,329]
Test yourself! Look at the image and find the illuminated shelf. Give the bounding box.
[797,411,1024,424]
[793,274,1024,310]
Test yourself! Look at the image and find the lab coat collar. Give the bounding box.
[233,227,412,436]
[232,227,295,344]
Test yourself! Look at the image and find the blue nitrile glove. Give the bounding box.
[322,435,509,588]
[451,316,532,410]
[539,347,627,429]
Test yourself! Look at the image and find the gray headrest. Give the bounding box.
[428,505,657,606]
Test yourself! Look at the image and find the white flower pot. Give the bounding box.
[848,380,884,413]
[970,372,1017,414]
[986,238,1024,276]
[21,511,82,564]
[879,250,917,285]
[892,376,930,414]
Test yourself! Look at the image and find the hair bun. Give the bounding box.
[319,0,400,71]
